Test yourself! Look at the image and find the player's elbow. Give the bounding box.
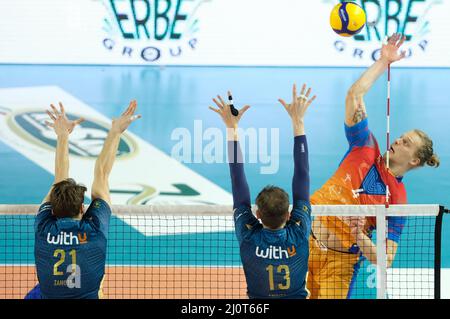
[386,260,393,269]
[365,252,377,266]
[91,187,110,204]
[386,254,395,268]
[347,82,367,100]
[91,175,110,199]
[347,86,365,100]
[94,162,109,181]
[367,254,394,268]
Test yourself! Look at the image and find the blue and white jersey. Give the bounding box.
[34,199,111,299]
[234,200,311,299]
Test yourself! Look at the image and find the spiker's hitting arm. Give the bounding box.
[345,33,406,126]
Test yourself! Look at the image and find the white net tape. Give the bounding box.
[0,204,441,216]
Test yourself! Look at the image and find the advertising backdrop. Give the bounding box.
[0,0,449,67]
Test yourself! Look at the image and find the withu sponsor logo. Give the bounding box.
[255,245,296,260]
[47,232,88,245]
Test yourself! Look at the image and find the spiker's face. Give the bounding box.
[387,131,423,169]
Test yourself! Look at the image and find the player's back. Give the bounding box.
[239,219,309,299]
[34,199,111,299]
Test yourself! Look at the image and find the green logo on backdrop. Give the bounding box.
[100,0,211,62]
[9,111,136,158]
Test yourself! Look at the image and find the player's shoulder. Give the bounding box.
[393,181,407,194]
[345,117,369,130]
[234,206,262,239]
[291,200,312,224]
[292,200,311,213]
[37,202,52,214]
[288,200,311,234]
[89,198,111,209]
[233,205,253,219]
[82,198,112,232]
[86,198,112,216]
[345,119,379,150]
[345,118,370,138]
[35,202,55,232]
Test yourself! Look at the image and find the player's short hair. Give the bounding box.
[255,185,290,229]
[50,178,87,218]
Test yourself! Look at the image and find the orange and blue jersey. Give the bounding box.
[229,136,311,299]
[30,198,111,299]
[311,118,407,248]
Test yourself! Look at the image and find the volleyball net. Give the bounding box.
[0,204,447,299]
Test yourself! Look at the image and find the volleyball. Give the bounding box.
[330,1,366,37]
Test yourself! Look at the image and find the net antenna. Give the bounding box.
[378,50,392,299]
[385,60,392,209]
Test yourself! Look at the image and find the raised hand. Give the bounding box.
[111,100,141,134]
[209,91,250,129]
[45,102,84,136]
[381,33,407,64]
[278,83,316,128]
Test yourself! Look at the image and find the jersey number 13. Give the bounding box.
[266,264,290,291]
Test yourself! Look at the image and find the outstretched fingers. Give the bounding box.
[217,95,227,109]
[50,104,60,118]
[45,120,54,128]
[278,98,289,112]
[58,102,66,116]
[122,100,135,116]
[396,35,406,48]
[306,95,317,108]
[305,87,312,98]
[388,33,399,45]
[209,106,221,115]
[239,105,250,117]
[300,83,307,97]
[392,33,398,44]
[73,118,85,126]
[46,110,57,121]
[128,101,140,121]
[212,98,224,110]
[292,83,297,103]
[131,100,137,113]
[130,114,142,122]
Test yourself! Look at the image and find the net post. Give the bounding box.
[376,207,387,299]
[434,206,447,299]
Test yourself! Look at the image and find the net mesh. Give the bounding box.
[0,204,441,299]
[308,215,436,299]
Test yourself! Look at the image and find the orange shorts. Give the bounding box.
[307,236,360,299]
